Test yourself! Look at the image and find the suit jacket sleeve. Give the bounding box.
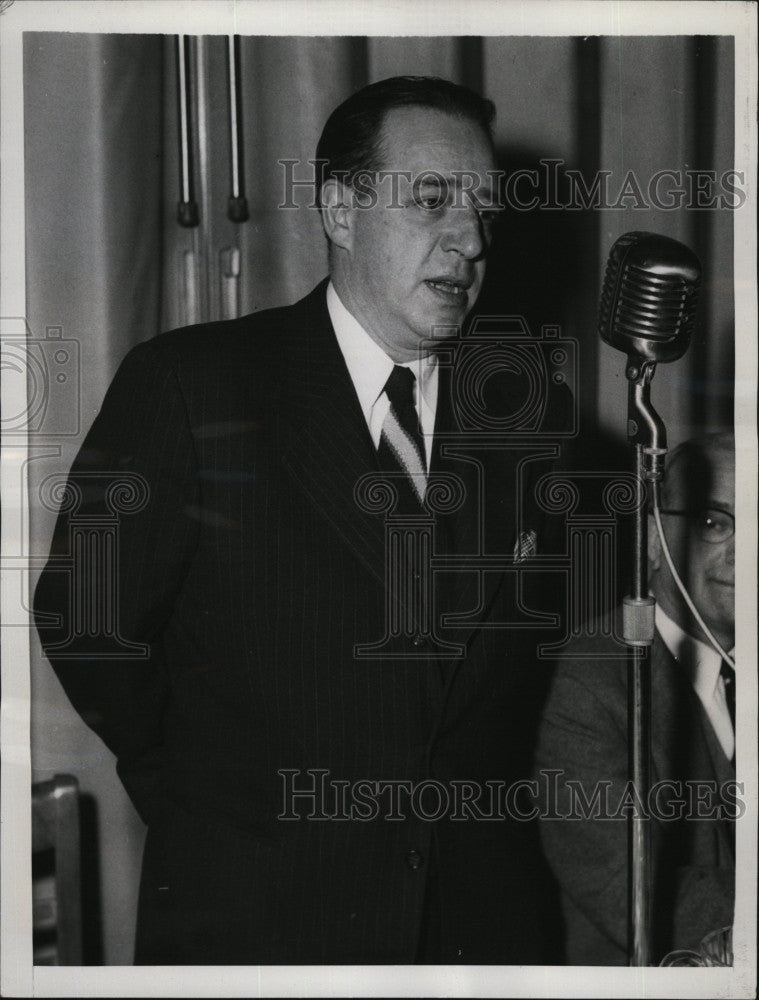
[534,660,632,959]
[34,338,199,823]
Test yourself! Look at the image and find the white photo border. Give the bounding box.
[1,1,756,997]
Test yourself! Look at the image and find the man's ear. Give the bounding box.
[320,179,353,251]
[647,512,662,572]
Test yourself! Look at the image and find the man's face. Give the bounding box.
[651,444,735,649]
[336,106,499,361]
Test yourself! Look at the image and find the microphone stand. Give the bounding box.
[622,355,667,966]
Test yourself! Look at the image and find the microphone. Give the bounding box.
[598,231,701,363]
[598,232,702,967]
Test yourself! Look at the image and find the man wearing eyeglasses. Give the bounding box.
[535,431,736,964]
[653,437,735,723]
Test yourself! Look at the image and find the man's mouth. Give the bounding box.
[425,278,471,300]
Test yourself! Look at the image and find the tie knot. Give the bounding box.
[384,365,416,411]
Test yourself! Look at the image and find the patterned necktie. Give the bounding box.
[720,661,736,731]
[377,366,427,512]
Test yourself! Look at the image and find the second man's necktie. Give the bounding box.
[720,661,736,731]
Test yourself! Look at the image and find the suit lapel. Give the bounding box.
[651,637,735,858]
[278,283,387,586]
[695,695,737,859]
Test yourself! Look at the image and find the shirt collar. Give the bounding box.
[326,281,437,419]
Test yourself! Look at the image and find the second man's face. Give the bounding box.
[340,106,500,362]
[654,445,735,650]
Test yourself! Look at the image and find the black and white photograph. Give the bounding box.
[1,1,756,996]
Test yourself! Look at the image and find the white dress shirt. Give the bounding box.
[655,603,735,761]
[326,281,439,471]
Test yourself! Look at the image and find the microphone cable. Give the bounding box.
[650,480,735,670]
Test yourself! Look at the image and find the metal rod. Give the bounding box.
[175,35,199,227]
[622,361,667,966]
[629,642,652,966]
[627,441,652,967]
[226,35,249,222]
[631,444,648,601]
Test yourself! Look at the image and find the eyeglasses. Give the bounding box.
[658,507,735,544]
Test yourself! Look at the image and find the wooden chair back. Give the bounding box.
[32,775,83,965]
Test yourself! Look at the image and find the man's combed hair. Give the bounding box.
[315,75,496,206]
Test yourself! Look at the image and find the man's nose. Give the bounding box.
[440,204,486,260]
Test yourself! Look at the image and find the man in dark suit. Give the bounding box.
[35,76,571,965]
[535,433,736,964]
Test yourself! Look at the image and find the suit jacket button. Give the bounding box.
[412,633,426,648]
[405,850,424,871]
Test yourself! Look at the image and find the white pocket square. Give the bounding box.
[513,528,537,564]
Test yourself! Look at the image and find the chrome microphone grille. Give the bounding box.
[599,231,701,363]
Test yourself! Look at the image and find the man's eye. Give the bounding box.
[414,193,445,210]
[701,510,731,536]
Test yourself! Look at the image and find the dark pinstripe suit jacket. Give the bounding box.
[535,629,736,964]
[35,280,571,964]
